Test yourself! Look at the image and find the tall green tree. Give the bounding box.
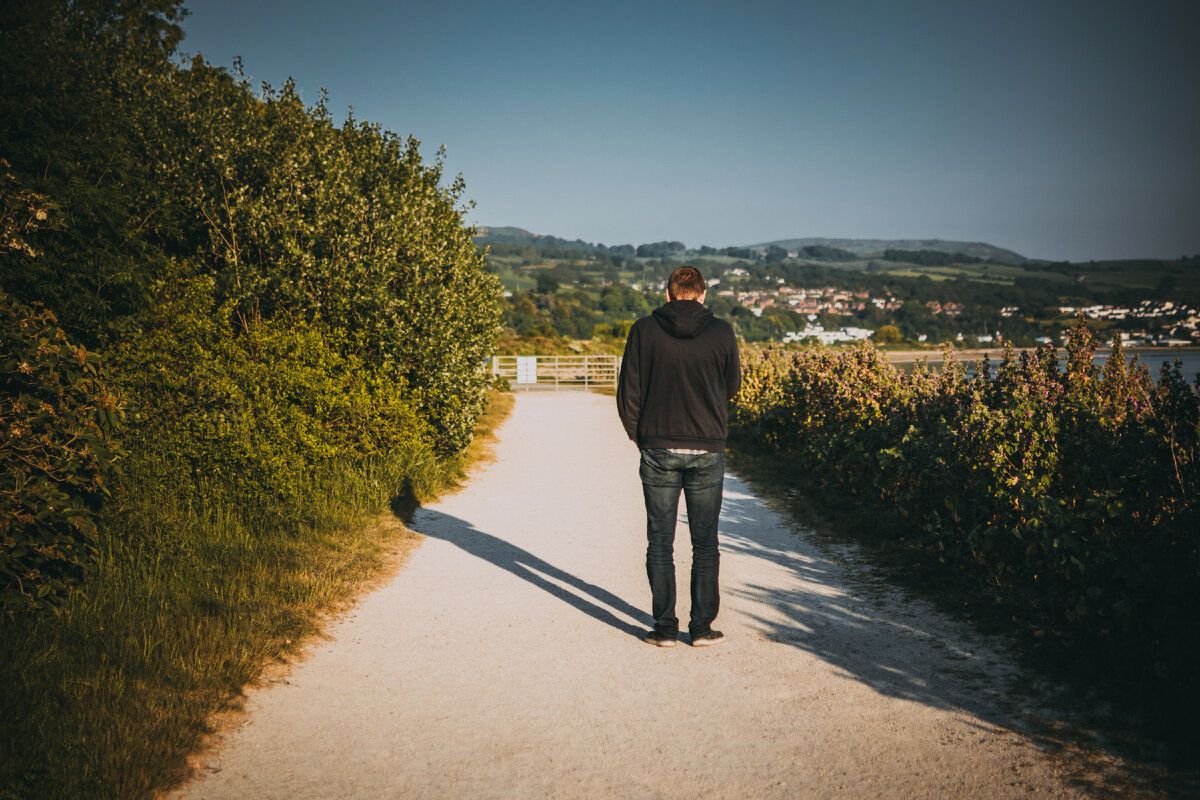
[2,0,501,456]
[152,63,500,452]
[0,0,188,341]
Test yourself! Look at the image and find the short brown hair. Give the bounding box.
[667,266,706,300]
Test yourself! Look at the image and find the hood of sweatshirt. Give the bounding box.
[652,299,714,339]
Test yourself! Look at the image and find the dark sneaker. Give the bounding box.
[690,630,725,647]
[644,630,677,647]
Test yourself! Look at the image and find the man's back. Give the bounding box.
[616,298,740,452]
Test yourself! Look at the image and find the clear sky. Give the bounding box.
[178,0,1198,262]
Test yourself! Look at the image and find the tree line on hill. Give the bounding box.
[882,248,982,266]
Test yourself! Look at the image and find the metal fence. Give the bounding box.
[490,355,621,391]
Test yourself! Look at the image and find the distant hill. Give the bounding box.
[472,226,538,244]
[474,227,1028,264]
[751,238,1027,264]
[473,226,604,253]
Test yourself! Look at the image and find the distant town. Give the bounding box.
[632,274,1200,347]
[478,228,1200,351]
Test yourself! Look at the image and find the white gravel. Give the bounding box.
[176,391,1091,799]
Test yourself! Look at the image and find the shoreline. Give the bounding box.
[884,346,1200,363]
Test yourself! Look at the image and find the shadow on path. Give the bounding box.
[716,478,1017,719]
[400,504,653,640]
[716,474,1189,798]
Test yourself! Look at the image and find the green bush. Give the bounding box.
[732,326,1200,697]
[154,64,501,455]
[109,273,435,521]
[0,294,121,615]
[3,5,500,459]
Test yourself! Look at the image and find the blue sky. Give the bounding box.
[179,1,1199,262]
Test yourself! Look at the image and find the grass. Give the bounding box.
[0,391,515,800]
[875,261,1061,285]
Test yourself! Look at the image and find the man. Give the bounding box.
[617,265,741,647]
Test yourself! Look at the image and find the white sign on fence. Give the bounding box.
[516,356,538,384]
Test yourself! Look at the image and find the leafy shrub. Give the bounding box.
[3,12,500,458]
[732,325,1200,695]
[156,64,501,455]
[0,294,121,615]
[109,274,435,522]
[0,0,502,593]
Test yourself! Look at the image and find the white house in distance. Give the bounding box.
[782,325,874,345]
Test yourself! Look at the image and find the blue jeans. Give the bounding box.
[639,448,724,638]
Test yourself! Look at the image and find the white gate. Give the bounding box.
[490,355,621,391]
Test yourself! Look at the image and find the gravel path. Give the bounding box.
[177,392,1089,799]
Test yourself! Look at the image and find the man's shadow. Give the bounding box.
[395,501,653,639]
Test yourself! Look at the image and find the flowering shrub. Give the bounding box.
[731,322,1200,686]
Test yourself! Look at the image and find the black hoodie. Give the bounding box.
[617,299,741,451]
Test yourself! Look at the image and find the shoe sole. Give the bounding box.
[644,635,677,647]
[691,636,724,647]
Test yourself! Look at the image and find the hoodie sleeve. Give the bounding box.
[616,323,641,441]
[725,326,742,401]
